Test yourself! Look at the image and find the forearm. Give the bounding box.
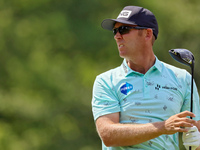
[98,121,164,147]
[96,111,196,147]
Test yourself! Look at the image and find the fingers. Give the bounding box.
[173,127,188,133]
[171,117,196,128]
[177,111,196,118]
[175,111,197,130]
[175,119,196,128]
[164,111,198,134]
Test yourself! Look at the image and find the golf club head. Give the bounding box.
[169,49,195,68]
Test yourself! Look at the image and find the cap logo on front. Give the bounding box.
[101,6,158,39]
[117,10,132,19]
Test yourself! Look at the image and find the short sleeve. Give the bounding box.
[92,75,120,121]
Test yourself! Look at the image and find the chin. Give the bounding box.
[119,52,127,58]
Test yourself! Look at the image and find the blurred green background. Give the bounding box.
[0,0,200,149]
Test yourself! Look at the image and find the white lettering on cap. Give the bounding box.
[117,10,132,19]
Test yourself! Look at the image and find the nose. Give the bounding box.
[114,31,122,40]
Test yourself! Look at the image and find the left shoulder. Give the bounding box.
[160,61,190,78]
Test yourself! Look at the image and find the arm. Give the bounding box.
[96,111,196,147]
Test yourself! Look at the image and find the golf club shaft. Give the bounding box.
[168,49,195,150]
[190,65,194,118]
[189,64,194,150]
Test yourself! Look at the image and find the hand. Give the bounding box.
[182,126,200,150]
[163,111,196,134]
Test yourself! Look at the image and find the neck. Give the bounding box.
[126,52,156,74]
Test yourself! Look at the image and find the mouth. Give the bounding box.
[119,44,124,48]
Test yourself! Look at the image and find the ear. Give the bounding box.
[145,28,153,40]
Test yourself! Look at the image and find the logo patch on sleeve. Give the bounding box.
[120,82,133,95]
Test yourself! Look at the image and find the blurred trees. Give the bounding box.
[0,0,199,149]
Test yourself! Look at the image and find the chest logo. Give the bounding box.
[155,84,177,91]
[120,82,133,95]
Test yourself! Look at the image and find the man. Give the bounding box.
[92,6,200,150]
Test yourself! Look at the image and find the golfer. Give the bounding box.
[92,6,200,150]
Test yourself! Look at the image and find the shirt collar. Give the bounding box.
[121,56,162,77]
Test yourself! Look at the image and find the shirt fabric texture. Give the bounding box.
[92,57,200,150]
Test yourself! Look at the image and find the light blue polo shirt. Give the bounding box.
[92,57,200,150]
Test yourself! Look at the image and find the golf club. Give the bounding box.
[169,48,195,150]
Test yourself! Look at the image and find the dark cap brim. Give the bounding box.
[101,18,137,30]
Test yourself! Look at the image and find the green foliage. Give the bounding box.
[0,0,199,149]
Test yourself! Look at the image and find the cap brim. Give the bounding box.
[101,19,137,30]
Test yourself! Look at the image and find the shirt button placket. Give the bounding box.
[143,76,149,98]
